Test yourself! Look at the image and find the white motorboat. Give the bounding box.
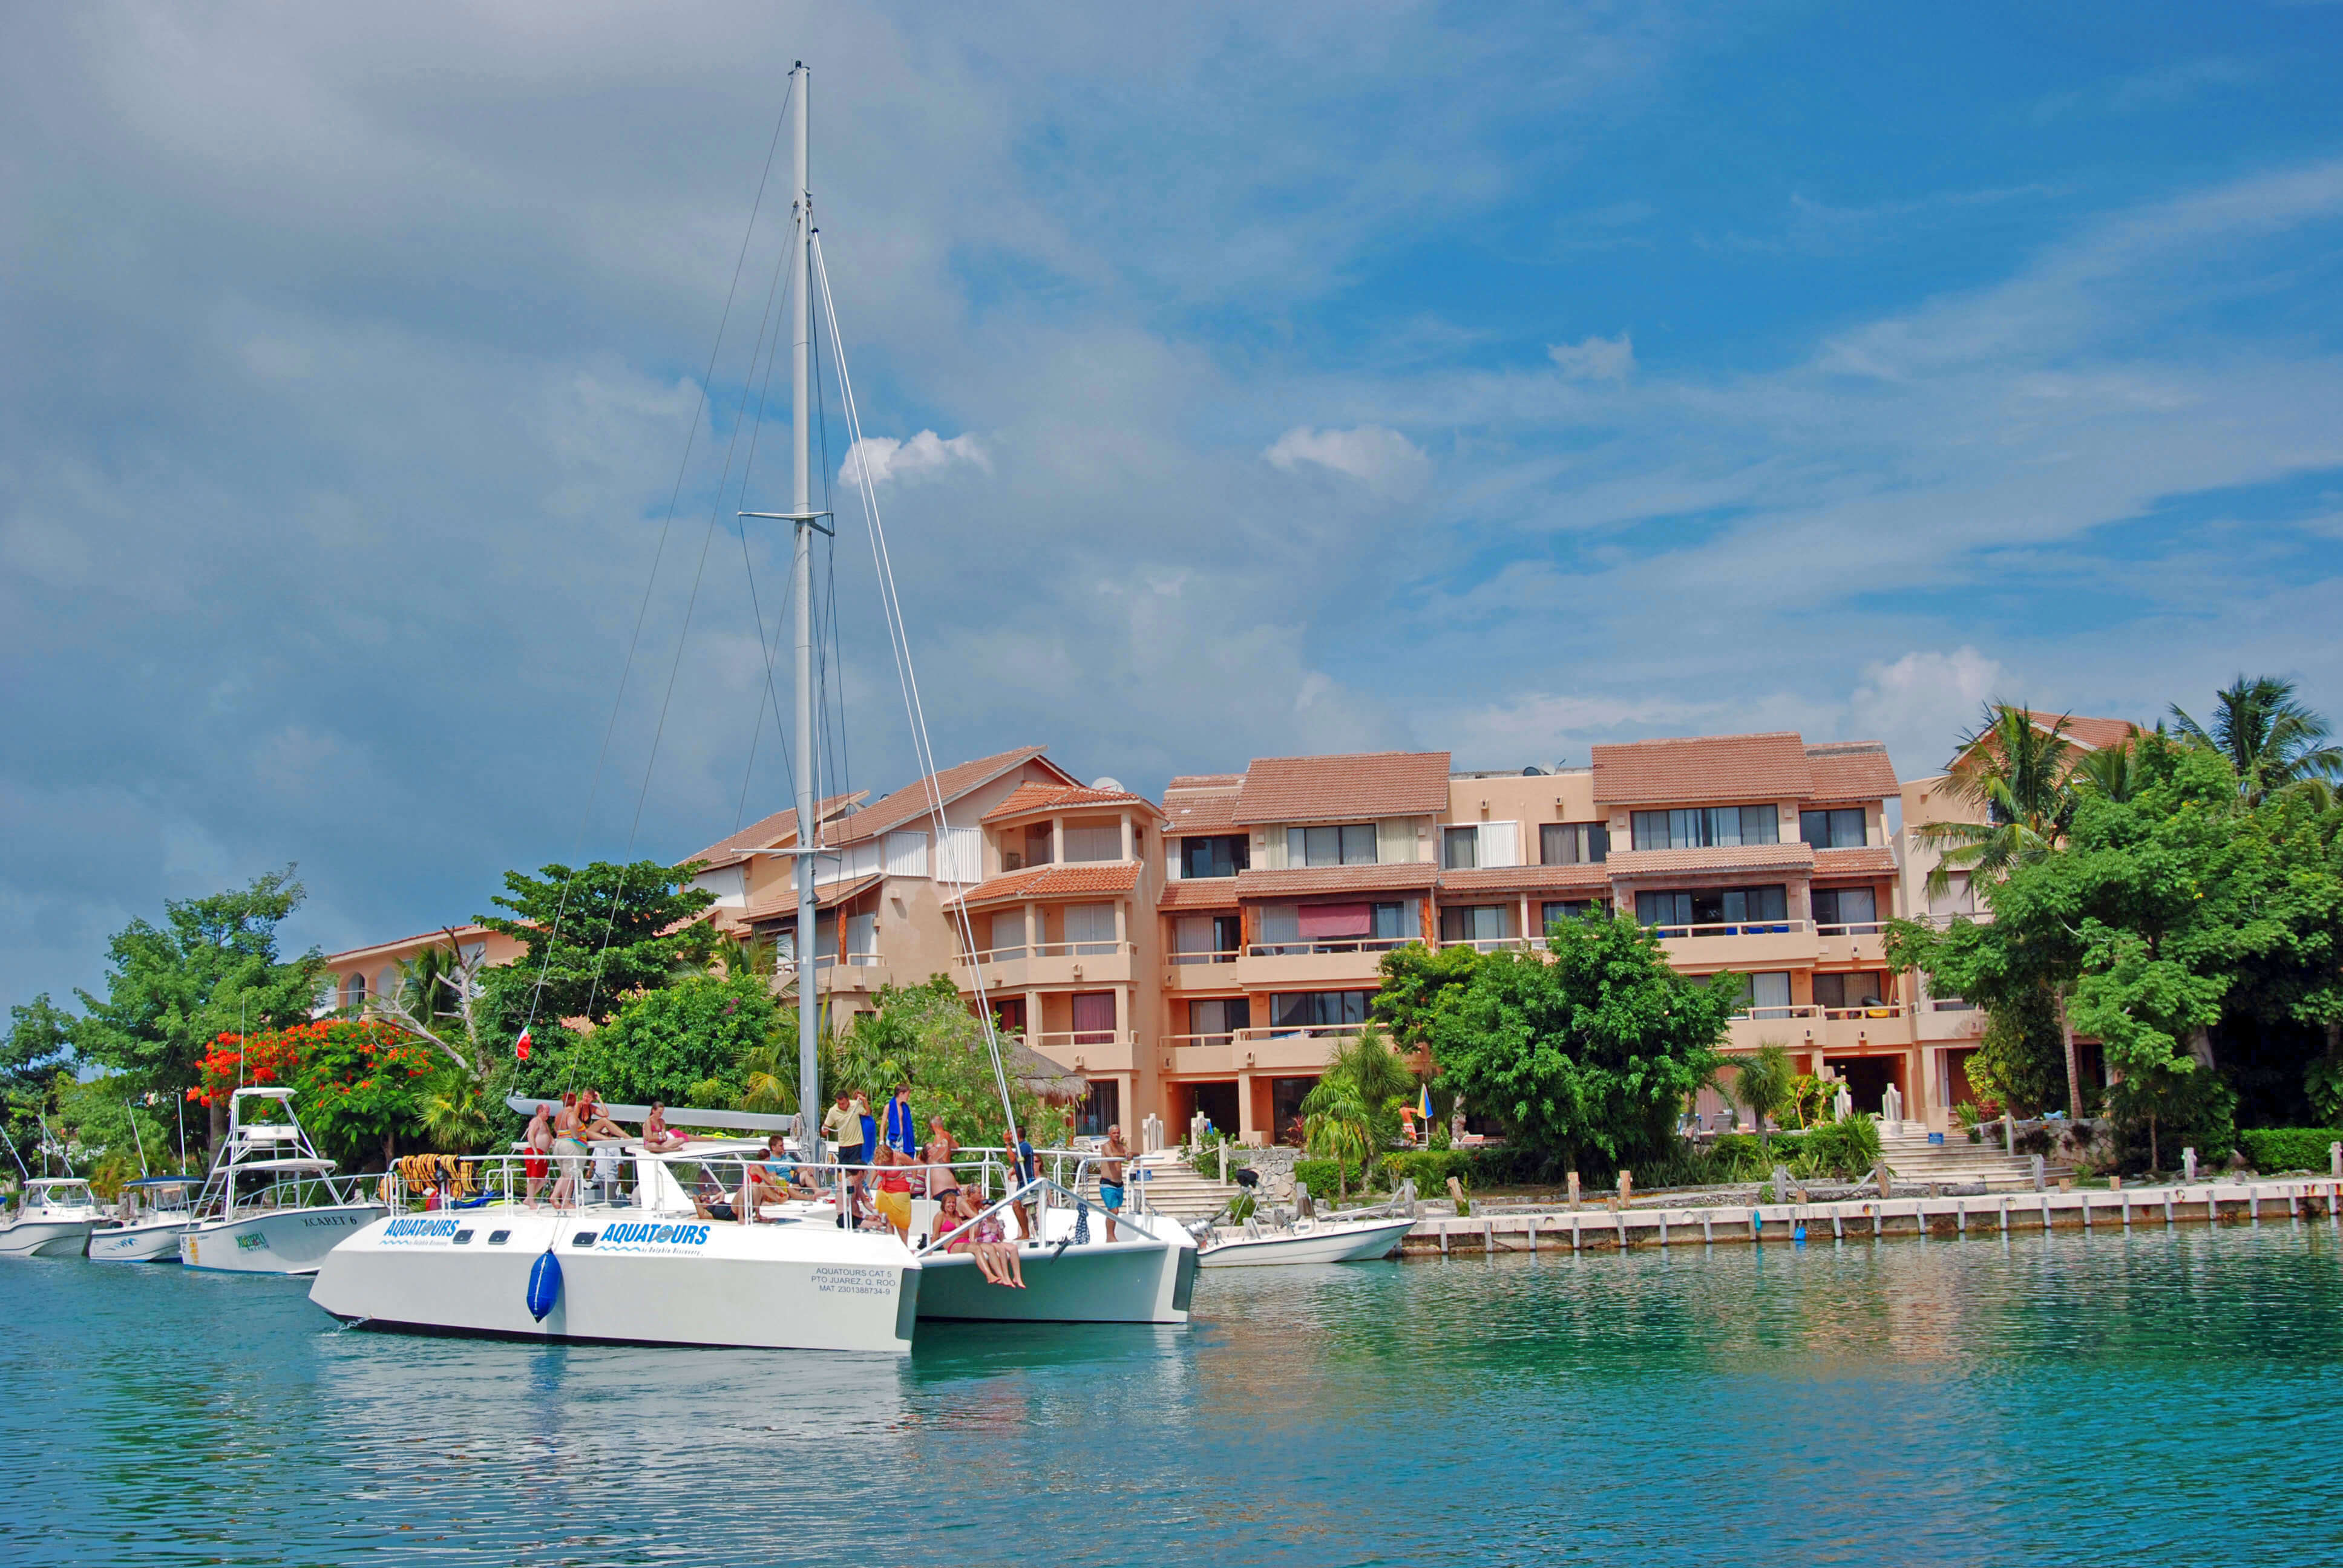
[179,1087,386,1275]
[1196,1209,1417,1268]
[312,1141,920,1353]
[0,1178,102,1259]
[85,1176,200,1263]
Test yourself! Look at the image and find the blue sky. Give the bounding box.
[4,2,2340,1005]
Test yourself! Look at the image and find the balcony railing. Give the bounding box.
[1235,1024,1366,1046]
[1648,919,1811,940]
[1162,1031,1237,1050]
[1024,1029,1136,1052]
[1170,949,1240,967]
[1728,1003,1908,1022]
[781,952,883,972]
[1814,922,1884,938]
[1245,938,1411,958]
[955,941,1136,966]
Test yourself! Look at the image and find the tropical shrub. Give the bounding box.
[1796,1112,1882,1180]
[525,973,779,1111]
[2233,1128,2343,1174]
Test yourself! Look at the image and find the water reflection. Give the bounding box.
[4,1226,2341,1566]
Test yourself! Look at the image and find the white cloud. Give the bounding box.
[1547,332,1635,381]
[839,430,991,489]
[1848,648,2005,778]
[1262,424,1429,495]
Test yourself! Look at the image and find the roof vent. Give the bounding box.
[1521,766,1544,776]
[1089,776,1124,792]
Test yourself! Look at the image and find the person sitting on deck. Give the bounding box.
[945,1188,1024,1289]
[692,1178,739,1223]
[577,1088,628,1143]
[639,1103,690,1154]
[743,1135,819,1216]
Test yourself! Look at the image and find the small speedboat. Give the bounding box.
[179,1087,385,1275]
[0,1178,102,1259]
[1195,1206,1417,1268]
[85,1176,200,1263]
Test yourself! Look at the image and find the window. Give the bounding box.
[1630,805,1781,851]
[1736,972,1794,1016]
[1800,808,1868,849]
[1289,824,1378,868]
[1024,823,1054,867]
[1443,822,1520,869]
[342,973,366,1010]
[1270,990,1372,1029]
[1180,835,1249,878]
[1438,905,1516,942]
[1257,904,1300,949]
[1071,991,1117,1042]
[1540,822,1610,865]
[1814,972,1888,1010]
[1063,823,1121,863]
[843,913,877,961]
[1078,1080,1119,1137]
[1371,901,1418,941]
[883,831,929,877]
[1063,903,1118,954]
[989,910,1026,956]
[1188,996,1252,1039]
[1812,886,1877,926]
[1634,884,1789,930]
[1541,900,1606,930]
[1172,914,1239,964]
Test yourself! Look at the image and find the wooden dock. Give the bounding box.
[1397,1179,2343,1255]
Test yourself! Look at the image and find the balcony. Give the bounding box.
[1235,938,1406,989]
[1653,919,1818,969]
[1814,920,1891,964]
[954,941,1136,990]
[1164,950,1241,991]
[1723,1004,1915,1054]
[1024,1030,1138,1074]
[1161,1025,1354,1075]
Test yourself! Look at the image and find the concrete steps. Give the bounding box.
[1075,1157,1239,1221]
[1879,1129,2066,1189]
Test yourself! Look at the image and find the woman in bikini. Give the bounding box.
[640,1103,689,1154]
[549,1091,588,1209]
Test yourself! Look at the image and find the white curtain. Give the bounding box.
[1065,903,1118,953]
[884,831,929,878]
[1478,821,1519,869]
[990,910,1026,954]
[1062,825,1121,863]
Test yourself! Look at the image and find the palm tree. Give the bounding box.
[2069,737,2147,804]
[1915,704,2078,900]
[1915,703,2087,1122]
[2171,675,2343,806]
[1724,1044,1795,1165]
[1300,1080,1375,1201]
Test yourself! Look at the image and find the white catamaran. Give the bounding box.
[310,61,1193,1350]
[178,1086,386,1274]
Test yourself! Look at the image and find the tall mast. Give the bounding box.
[789,60,821,1158]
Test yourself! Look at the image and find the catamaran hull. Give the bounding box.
[1197,1215,1416,1268]
[180,1204,386,1275]
[914,1235,1196,1324]
[309,1210,920,1353]
[85,1220,191,1262]
[0,1220,97,1258]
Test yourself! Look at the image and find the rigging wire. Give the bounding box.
[519,75,795,1043]
[811,234,1022,1143]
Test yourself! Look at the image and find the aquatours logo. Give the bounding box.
[382,1217,462,1241]
[596,1222,712,1249]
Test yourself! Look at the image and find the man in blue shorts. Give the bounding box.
[1097,1125,1129,1243]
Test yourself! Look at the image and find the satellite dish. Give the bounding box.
[1089,776,1124,792]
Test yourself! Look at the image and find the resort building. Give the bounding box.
[316,712,2142,1145]
[313,924,528,1018]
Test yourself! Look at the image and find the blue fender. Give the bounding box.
[526,1247,563,1322]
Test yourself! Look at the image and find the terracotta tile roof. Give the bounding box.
[1234,863,1440,898]
[1604,842,1817,877]
[1593,732,1814,806]
[949,862,1142,910]
[1231,751,1452,825]
[687,791,870,869]
[833,747,1076,844]
[740,873,883,923]
[1162,775,1245,835]
[1812,846,1898,879]
[1159,878,1243,910]
[1438,864,1613,895]
[979,780,1164,825]
[326,924,497,966]
[2045,714,2141,753]
[1802,743,1898,805]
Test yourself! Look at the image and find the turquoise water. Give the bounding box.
[5,1224,2340,1566]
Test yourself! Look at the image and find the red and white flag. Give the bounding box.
[516,1028,532,1062]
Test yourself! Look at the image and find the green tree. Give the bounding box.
[70,869,324,1146]
[827,976,1067,1149]
[2171,673,2343,807]
[1297,1022,1413,1191]
[1427,916,1735,1173]
[526,973,780,1111]
[1371,941,1483,1048]
[474,860,716,1036]
[4,996,76,1171]
[1723,1042,1795,1163]
[1916,704,2080,899]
